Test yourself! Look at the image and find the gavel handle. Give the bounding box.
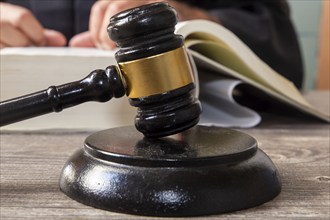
[0,66,125,126]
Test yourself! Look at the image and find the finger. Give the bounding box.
[89,0,109,48]
[44,29,67,47]
[69,31,95,48]
[0,22,31,46]
[0,42,8,48]
[1,3,46,46]
[99,4,119,50]
[15,10,46,45]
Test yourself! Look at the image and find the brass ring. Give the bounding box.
[118,47,194,98]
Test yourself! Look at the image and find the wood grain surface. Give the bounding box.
[1,91,329,220]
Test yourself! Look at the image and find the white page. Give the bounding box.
[199,79,261,128]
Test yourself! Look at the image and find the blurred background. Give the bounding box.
[288,0,329,90]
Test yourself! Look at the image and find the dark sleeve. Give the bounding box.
[196,0,304,88]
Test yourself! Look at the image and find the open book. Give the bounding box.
[1,20,329,131]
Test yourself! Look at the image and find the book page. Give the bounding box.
[199,78,261,128]
[177,20,329,122]
[0,47,136,131]
[190,50,330,122]
[177,20,309,105]
[0,47,117,57]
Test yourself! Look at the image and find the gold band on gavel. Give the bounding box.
[118,47,194,98]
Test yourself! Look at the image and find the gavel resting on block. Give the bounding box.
[0,3,281,217]
[0,2,201,138]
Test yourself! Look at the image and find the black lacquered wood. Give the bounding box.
[1,2,201,138]
[60,126,281,216]
[108,2,182,62]
[0,66,125,126]
[108,3,202,137]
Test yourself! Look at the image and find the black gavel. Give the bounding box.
[0,2,202,138]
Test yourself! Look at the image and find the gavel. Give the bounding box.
[0,2,202,138]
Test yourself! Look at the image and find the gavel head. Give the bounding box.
[108,2,202,138]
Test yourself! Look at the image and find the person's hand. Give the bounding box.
[0,2,66,48]
[69,0,219,50]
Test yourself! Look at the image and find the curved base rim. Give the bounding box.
[59,126,281,216]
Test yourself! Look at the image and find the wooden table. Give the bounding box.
[1,91,329,220]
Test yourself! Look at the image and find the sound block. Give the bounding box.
[60,126,281,216]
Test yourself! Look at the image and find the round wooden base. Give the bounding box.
[60,126,281,216]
